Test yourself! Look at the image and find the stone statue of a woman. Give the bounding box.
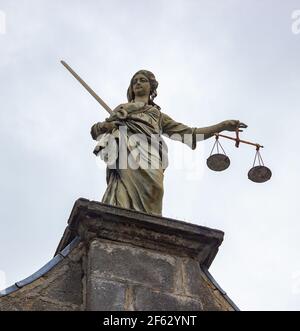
[91,70,247,216]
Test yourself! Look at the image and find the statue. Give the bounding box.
[90,70,247,215]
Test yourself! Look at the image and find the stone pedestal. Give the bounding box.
[0,198,238,311]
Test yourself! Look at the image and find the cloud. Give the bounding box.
[0,0,299,310]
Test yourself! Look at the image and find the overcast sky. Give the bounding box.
[0,0,300,311]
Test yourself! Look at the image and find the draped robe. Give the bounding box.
[91,102,197,216]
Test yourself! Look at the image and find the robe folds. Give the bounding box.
[91,102,197,216]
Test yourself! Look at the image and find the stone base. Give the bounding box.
[0,198,238,311]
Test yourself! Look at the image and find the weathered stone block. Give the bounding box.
[41,262,83,305]
[88,240,176,291]
[182,258,205,297]
[180,258,225,311]
[133,287,203,311]
[86,278,126,311]
[30,298,79,311]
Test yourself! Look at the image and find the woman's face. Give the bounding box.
[132,73,151,98]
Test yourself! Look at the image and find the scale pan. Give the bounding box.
[207,153,230,172]
[248,166,272,183]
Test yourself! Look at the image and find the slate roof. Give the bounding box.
[0,236,80,298]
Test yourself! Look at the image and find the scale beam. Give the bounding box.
[214,133,264,149]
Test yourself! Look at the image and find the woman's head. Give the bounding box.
[127,70,159,107]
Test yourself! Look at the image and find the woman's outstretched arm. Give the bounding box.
[161,113,247,149]
[195,120,248,140]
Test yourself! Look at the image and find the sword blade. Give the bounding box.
[61,60,113,115]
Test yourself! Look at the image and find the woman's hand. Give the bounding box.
[221,120,248,132]
[90,121,117,140]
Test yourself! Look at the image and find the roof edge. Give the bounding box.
[0,236,81,298]
[201,266,240,311]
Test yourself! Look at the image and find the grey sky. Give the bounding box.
[0,0,300,310]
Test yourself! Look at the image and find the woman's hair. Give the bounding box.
[127,70,160,109]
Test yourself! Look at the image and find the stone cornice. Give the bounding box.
[55,198,224,268]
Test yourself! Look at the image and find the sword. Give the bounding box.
[61,60,113,115]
